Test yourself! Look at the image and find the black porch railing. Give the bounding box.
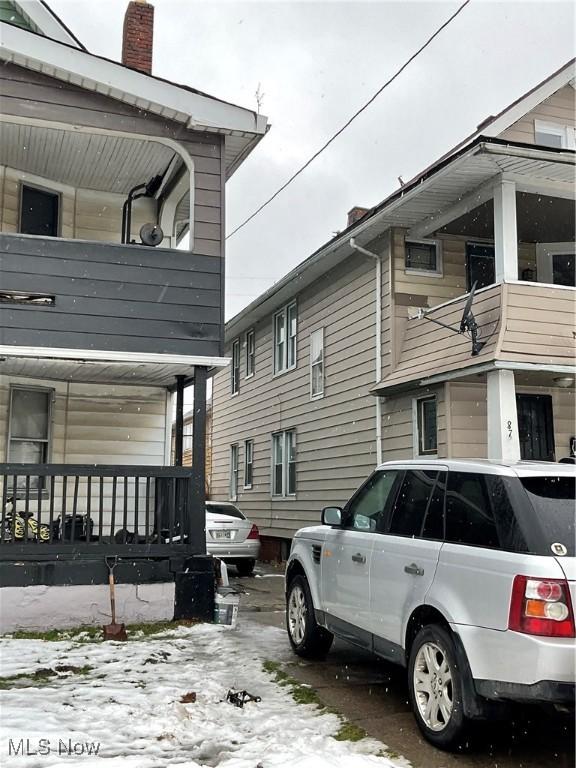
[0,464,205,560]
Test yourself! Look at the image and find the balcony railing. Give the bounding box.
[0,464,205,560]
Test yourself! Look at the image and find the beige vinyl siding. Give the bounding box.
[448,381,575,461]
[380,386,447,461]
[0,376,167,530]
[500,283,576,367]
[211,245,391,539]
[498,86,576,145]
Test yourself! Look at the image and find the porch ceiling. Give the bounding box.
[0,121,178,194]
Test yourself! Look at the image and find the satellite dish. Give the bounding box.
[140,223,164,247]
[459,281,485,356]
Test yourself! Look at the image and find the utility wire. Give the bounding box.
[227,0,471,241]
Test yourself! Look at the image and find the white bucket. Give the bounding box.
[214,590,240,628]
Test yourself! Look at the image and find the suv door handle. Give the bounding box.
[351,553,366,564]
[404,563,424,576]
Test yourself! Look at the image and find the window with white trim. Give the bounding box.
[310,328,324,399]
[414,396,437,457]
[8,386,53,490]
[231,339,240,394]
[19,184,59,237]
[405,240,442,275]
[272,430,296,496]
[244,440,254,489]
[229,444,239,500]
[246,329,255,378]
[274,302,297,374]
[534,120,576,150]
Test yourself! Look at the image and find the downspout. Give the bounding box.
[349,238,383,466]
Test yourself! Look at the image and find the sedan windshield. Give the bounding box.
[207,504,245,520]
[520,476,575,556]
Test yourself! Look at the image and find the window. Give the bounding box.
[246,329,255,377]
[388,470,443,539]
[272,430,296,496]
[414,396,437,457]
[310,328,324,399]
[231,339,240,394]
[405,240,442,274]
[244,440,254,489]
[346,470,402,532]
[534,120,576,150]
[8,387,52,490]
[552,253,575,287]
[536,243,576,287]
[20,184,59,237]
[229,444,239,501]
[466,243,495,290]
[274,302,297,374]
[445,472,499,548]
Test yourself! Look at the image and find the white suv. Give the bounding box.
[285,460,575,750]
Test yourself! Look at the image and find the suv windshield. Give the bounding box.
[206,504,245,520]
[520,476,575,556]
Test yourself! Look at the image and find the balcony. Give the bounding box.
[0,232,223,360]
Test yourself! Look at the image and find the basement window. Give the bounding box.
[405,240,442,275]
[0,292,55,305]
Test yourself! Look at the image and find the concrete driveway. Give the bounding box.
[230,563,575,768]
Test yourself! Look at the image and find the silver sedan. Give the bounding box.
[206,501,260,576]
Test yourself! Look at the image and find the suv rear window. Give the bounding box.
[206,504,245,520]
[520,476,575,556]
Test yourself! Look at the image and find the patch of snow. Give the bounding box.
[0,620,403,767]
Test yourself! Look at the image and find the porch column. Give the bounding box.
[487,369,521,462]
[174,375,185,466]
[493,178,518,282]
[190,366,208,551]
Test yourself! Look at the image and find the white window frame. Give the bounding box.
[271,429,296,497]
[229,444,239,501]
[7,384,54,493]
[404,239,443,277]
[245,329,255,379]
[534,120,576,150]
[535,242,576,286]
[273,302,297,375]
[19,182,61,237]
[310,328,324,400]
[231,339,240,395]
[412,395,438,458]
[244,439,254,489]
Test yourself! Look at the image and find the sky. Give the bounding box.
[50,0,575,319]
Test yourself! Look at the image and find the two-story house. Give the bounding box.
[211,60,575,559]
[0,0,268,630]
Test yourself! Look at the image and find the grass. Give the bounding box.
[5,619,200,643]
[0,664,92,689]
[262,660,370,743]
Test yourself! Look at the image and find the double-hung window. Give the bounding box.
[274,302,297,374]
[8,387,53,490]
[310,328,324,399]
[534,120,576,150]
[246,329,255,378]
[405,240,442,275]
[231,339,240,394]
[414,396,437,457]
[229,444,239,501]
[244,440,254,489]
[272,430,296,496]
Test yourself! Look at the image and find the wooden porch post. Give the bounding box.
[487,369,521,462]
[190,366,207,552]
[174,375,185,467]
[493,178,518,283]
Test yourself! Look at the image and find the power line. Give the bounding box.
[226,0,471,241]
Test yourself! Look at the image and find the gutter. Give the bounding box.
[349,238,383,466]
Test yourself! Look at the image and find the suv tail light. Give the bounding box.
[509,575,575,638]
[247,524,260,540]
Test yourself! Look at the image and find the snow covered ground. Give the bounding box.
[0,620,405,768]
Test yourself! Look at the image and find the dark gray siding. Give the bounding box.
[0,233,222,356]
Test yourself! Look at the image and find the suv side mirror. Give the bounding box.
[321,506,342,526]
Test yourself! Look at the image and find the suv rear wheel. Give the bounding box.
[408,624,469,750]
[286,575,333,658]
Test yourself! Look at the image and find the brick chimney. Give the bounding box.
[347,206,369,228]
[122,0,154,75]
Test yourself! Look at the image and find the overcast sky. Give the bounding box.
[52,0,575,319]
